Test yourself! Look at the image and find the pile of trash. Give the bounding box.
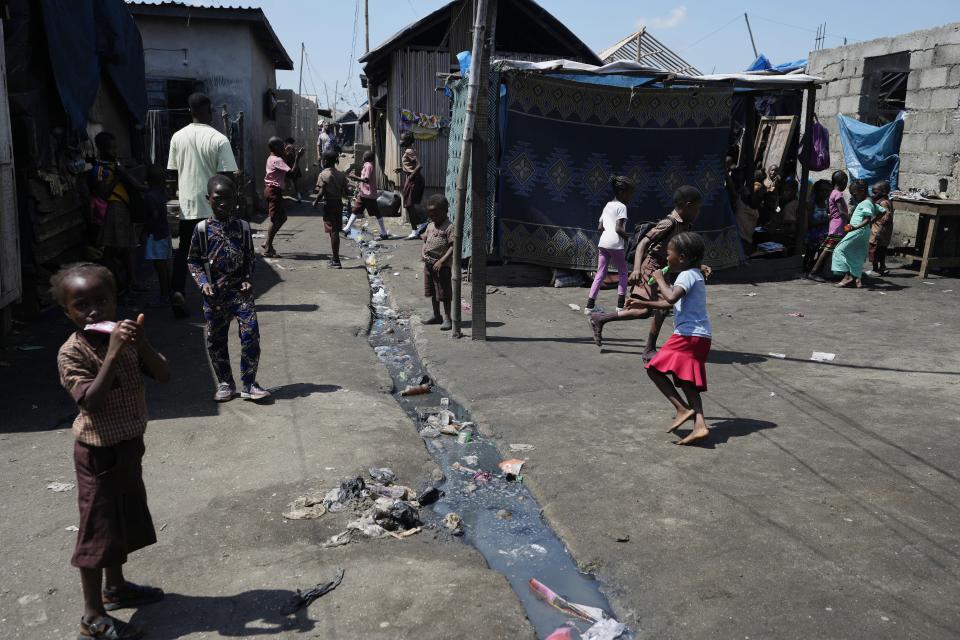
[416,406,475,440]
[317,467,445,548]
[532,579,629,640]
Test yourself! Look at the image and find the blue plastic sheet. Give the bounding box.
[746,54,807,73]
[39,0,146,134]
[837,113,904,191]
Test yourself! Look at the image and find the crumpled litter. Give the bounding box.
[281,568,344,615]
[347,514,388,538]
[47,482,75,492]
[545,626,575,640]
[582,617,628,640]
[282,495,327,520]
[498,459,526,476]
[529,578,605,622]
[368,467,396,485]
[372,497,422,532]
[811,352,837,362]
[323,477,366,512]
[420,426,441,438]
[444,512,464,536]
[509,443,535,452]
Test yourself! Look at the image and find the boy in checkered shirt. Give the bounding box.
[54,263,170,640]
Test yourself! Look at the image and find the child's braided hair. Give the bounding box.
[668,232,706,269]
[49,263,116,307]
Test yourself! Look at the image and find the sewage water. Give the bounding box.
[353,228,632,639]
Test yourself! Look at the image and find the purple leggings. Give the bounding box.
[589,247,629,299]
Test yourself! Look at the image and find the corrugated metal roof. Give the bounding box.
[599,29,700,75]
[126,1,294,70]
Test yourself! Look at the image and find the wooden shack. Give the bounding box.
[358,0,600,193]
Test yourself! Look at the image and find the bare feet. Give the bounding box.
[588,316,603,348]
[834,276,853,288]
[674,425,710,445]
[854,278,863,288]
[667,408,695,433]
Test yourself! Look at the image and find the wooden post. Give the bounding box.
[795,84,817,259]
[451,0,489,338]
[469,0,496,341]
[744,13,758,59]
[365,0,377,182]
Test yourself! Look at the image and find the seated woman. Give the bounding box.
[765,176,799,246]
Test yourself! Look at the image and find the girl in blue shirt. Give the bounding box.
[629,231,712,446]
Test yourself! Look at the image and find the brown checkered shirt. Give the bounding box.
[57,331,148,447]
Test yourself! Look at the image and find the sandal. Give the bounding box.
[78,615,143,639]
[263,249,278,258]
[102,581,164,611]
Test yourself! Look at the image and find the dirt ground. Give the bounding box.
[383,228,960,640]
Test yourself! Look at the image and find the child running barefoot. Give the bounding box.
[630,232,713,446]
[345,151,389,240]
[585,176,634,313]
[832,180,889,288]
[588,185,703,361]
[53,263,170,640]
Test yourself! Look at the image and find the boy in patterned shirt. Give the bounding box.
[188,174,270,403]
[54,263,170,640]
[421,194,455,330]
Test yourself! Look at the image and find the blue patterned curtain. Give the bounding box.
[497,73,743,270]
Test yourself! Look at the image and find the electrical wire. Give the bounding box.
[751,15,851,42]
[676,14,741,52]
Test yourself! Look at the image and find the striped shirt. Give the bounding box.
[57,332,148,447]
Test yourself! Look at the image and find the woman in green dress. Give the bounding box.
[832,180,889,288]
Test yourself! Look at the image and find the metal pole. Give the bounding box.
[744,13,758,59]
[452,0,489,338]
[795,85,817,260]
[365,0,378,184]
[296,43,304,132]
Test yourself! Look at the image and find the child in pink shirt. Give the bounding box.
[345,151,389,240]
[263,136,302,257]
[807,170,849,280]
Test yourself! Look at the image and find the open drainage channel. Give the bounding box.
[350,227,633,640]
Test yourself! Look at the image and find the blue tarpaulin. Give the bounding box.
[39,0,146,134]
[837,113,905,191]
[746,54,807,73]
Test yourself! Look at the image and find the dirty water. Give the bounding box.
[349,227,632,639]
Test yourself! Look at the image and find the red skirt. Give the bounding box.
[645,334,711,392]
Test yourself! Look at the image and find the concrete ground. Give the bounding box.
[382,225,960,640]
[0,203,534,639]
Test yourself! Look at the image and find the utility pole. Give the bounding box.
[451,0,488,338]
[365,0,377,184]
[296,42,304,134]
[744,13,758,59]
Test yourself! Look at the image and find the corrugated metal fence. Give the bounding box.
[386,49,451,192]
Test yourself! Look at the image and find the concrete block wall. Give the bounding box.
[807,23,960,197]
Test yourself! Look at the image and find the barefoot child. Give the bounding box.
[629,232,713,446]
[868,190,895,276]
[345,150,389,240]
[585,176,634,313]
[832,180,889,288]
[188,175,271,402]
[262,136,303,257]
[807,171,849,280]
[421,194,455,331]
[53,263,170,640]
[312,151,348,268]
[588,185,703,361]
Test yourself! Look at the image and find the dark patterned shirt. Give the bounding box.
[187,217,254,292]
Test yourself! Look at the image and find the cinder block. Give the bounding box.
[910,48,935,69]
[948,65,960,86]
[933,43,960,66]
[827,78,850,97]
[816,97,839,117]
[909,111,947,133]
[924,132,959,153]
[900,133,927,153]
[847,77,864,94]
[907,72,921,90]
[838,95,861,115]
[905,89,932,109]
[930,87,960,110]
[920,66,950,88]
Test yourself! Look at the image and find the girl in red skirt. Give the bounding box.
[630,232,712,445]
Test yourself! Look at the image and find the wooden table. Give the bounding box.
[890,197,960,278]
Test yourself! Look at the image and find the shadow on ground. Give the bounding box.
[129,590,315,639]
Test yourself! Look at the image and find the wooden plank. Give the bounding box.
[0,20,22,307]
[918,213,939,279]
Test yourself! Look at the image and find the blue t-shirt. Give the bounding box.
[672,268,711,338]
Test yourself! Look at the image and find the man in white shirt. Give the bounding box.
[167,93,239,316]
